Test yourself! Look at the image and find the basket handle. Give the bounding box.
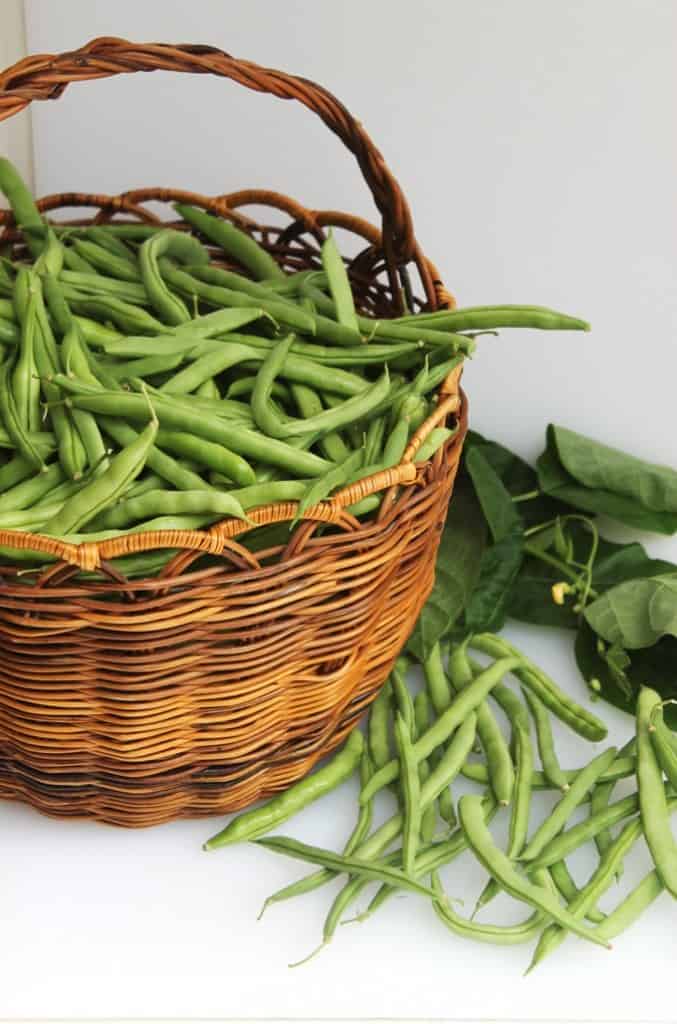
[0,36,418,269]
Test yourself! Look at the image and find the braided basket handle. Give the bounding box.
[0,37,419,270]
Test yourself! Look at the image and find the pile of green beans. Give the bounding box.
[204,634,677,972]
[0,158,589,573]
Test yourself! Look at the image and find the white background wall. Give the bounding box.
[1,2,676,1020]
[0,0,33,199]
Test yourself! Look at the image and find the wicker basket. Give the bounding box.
[0,38,467,827]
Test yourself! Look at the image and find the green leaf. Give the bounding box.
[407,475,487,662]
[584,574,677,649]
[464,532,524,634]
[465,430,567,528]
[575,620,677,726]
[465,446,521,542]
[537,425,677,534]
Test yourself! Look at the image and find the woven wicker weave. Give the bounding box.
[0,38,467,827]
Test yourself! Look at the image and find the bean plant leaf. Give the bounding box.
[465,445,521,542]
[463,533,524,634]
[537,425,677,534]
[461,448,525,634]
[465,430,567,528]
[575,620,677,726]
[407,475,487,662]
[584,574,677,649]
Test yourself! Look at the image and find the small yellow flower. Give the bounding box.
[551,581,572,605]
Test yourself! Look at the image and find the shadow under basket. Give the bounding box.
[0,37,467,827]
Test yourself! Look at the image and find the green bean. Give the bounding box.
[63,246,97,274]
[364,414,386,465]
[34,227,64,278]
[526,793,641,871]
[507,720,534,859]
[96,417,209,492]
[520,747,618,862]
[368,680,393,770]
[13,287,41,431]
[263,269,324,295]
[457,795,610,949]
[414,692,438,843]
[226,330,419,366]
[637,686,677,898]
[0,359,46,472]
[41,413,158,536]
[107,352,185,382]
[381,416,409,467]
[423,644,457,823]
[0,157,45,258]
[277,371,389,440]
[361,657,520,803]
[60,270,149,304]
[321,230,359,332]
[589,737,635,879]
[352,798,499,927]
[226,480,307,510]
[258,749,377,921]
[163,261,365,348]
[521,687,570,792]
[594,871,664,943]
[154,428,255,486]
[414,427,455,463]
[139,229,209,325]
[0,462,64,511]
[433,873,548,945]
[204,730,363,849]
[42,273,74,336]
[227,375,289,404]
[394,711,422,875]
[65,292,167,335]
[0,454,42,493]
[74,315,123,350]
[122,472,166,501]
[84,227,138,263]
[547,860,605,924]
[518,745,618,864]
[0,318,18,345]
[174,203,285,281]
[649,700,677,792]
[93,488,246,530]
[300,281,474,351]
[0,501,63,530]
[29,280,87,480]
[54,376,334,479]
[161,339,267,396]
[392,304,590,332]
[71,239,141,282]
[528,803,677,972]
[195,377,221,400]
[290,383,350,463]
[449,645,515,808]
[460,756,636,790]
[470,633,607,742]
[0,299,16,322]
[295,449,364,521]
[0,428,53,453]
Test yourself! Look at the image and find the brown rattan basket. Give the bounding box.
[0,38,467,827]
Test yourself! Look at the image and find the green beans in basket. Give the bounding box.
[0,157,589,568]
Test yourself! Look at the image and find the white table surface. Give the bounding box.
[2,1,676,1019]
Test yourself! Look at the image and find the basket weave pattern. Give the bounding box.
[0,39,466,827]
